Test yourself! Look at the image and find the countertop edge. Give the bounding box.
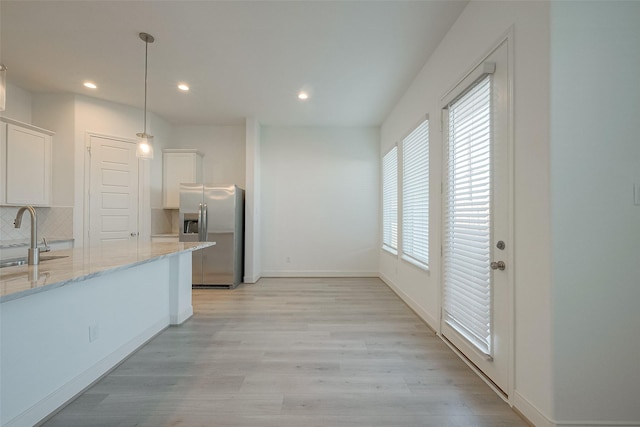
[0,242,214,303]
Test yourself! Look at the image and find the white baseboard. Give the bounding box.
[512,385,640,427]
[512,390,554,427]
[8,316,169,427]
[555,421,640,426]
[379,272,438,331]
[170,306,193,325]
[261,271,379,278]
[243,274,262,284]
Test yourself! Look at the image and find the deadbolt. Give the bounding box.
[490,261,506,271]
[496,240,505,250]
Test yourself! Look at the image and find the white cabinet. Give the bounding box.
[0,117,54,206]
[162,149,203,209]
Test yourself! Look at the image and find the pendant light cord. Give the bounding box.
[143,38,148,135]
[137,32,154,141]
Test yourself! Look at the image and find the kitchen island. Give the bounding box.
[0,241,214,427]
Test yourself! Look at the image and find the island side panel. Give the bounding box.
[169,251,193,324]
[0,257,172,427]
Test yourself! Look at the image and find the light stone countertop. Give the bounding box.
[0,241,214,303]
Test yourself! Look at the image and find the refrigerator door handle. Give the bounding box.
[198,203,204,241]
[202,203,208,242]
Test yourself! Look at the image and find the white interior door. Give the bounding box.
[441,41,511,393]
[89,135,139,245]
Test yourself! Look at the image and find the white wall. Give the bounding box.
[550,2,640,424]
[244,118,262,283]
[1,83,32,123]
[32,94,76,207]
[171,125,246,187]
[380,1,553,424]
[148,114,174,209]
[260,126,379,276]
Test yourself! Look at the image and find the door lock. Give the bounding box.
[490,261,506,271]
[496,240,505,250]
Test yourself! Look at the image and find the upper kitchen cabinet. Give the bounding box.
[0,117,54,207]
[162,149,203,209]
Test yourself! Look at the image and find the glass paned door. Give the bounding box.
[441,41,511,394]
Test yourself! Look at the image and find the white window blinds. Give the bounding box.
[382,146,398,251]
[402,119,429,266]
[443,75,493,356]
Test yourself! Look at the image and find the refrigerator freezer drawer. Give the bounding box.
[194,233,238,287]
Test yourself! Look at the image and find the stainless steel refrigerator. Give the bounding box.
[179,184,244,288]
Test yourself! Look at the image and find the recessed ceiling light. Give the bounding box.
[298,91,309,100]
[83,82,97,89]
[178,83,189,91]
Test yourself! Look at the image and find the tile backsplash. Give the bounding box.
[0,206,73,241]
[151,208,179,235]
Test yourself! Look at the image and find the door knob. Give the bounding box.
[130,232,139,237]
[490,261,506,271]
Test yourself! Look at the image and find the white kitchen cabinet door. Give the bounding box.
[1,118,54,206]
[162,149,203,209]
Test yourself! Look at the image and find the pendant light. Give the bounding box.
[136,32,155,159]
[0,64,6,112]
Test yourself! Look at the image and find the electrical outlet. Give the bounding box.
[89,323,100,342]
[634,183,640,206]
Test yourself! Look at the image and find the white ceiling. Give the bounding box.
[0,1,467,127]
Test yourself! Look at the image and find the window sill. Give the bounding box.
[401,254,429,273]
[382,245,398,256]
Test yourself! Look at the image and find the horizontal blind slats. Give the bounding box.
[402,119,429,265]
[382,146,398,250]
[443,75,493,355]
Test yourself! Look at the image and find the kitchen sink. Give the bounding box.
[0,258,27,268]
[0,255,69,269]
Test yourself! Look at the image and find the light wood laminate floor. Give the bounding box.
[42,278,527,427]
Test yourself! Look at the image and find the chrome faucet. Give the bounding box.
[14,205,40,265]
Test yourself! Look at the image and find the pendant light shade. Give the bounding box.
[136,32,154,159]
[136,132,154,158]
